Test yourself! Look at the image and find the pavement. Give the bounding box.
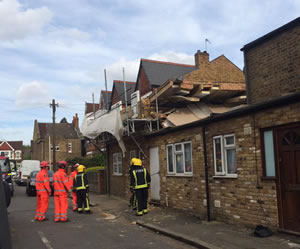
[88,192,300,249]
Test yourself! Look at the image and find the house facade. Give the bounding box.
[31,114,81,163]
[0,140,23,167]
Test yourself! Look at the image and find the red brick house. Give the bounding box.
[110,80,136,110]
[0,140,23,166]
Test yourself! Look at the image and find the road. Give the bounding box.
[8,184,194,249]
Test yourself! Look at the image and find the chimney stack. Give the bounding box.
[194,50,209,68]
[72,113,79,130]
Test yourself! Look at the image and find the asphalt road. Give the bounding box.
[8,184,194,249]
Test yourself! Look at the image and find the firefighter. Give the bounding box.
[34,161,51,221]
[130,158,151,216]
[129,159,137,210]
[53,161,71,222]
[70,163,79,211]
[74,165,91,213]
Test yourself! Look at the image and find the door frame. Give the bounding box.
[273,121,300,231]
[149,146,160,201]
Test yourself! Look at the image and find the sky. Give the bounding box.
[0,0,299,145]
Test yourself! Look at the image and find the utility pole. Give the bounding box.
[50,99,59,171]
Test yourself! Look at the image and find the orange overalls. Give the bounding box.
[70,170,78,211]
[53,169,70,222]
[35,169,51,221]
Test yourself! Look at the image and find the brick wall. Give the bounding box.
[244,25,300,104]
[138,68,151,97]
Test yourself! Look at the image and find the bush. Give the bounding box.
[66,154,105,168]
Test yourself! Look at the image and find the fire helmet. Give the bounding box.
[77,165,86,173]
[131,158,142,166]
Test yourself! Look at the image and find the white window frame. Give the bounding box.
[130,150,136,160]
[68,143,72,153]
[16,151,21,159]
[213,134,237,177]
[113,152,122,176]
[131,90,140,118]
[167,141,193,176]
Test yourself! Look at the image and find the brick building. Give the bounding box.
[0,140,23,167]
[102,17,300,234]
[31,114,81,164]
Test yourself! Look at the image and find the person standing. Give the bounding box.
[74,165,91,213]
[34,161,51,221]
[53,161,71,222]
[70,163,79,211]
[130,158,151,216]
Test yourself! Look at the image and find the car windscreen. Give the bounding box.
[0,159,10,173]
[30,171,39,178]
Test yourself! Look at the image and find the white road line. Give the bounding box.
[37,231,54,249]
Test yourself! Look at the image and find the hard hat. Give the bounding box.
[74,163,79,168]
[40,161,49,168]
[131,158,142,166]
[131,158,137,165]
[58,160,68,168]
[77,165,85,173]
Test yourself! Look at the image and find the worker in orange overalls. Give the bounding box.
[53,161,71,222]
[34,161,51,221]
[70,163,79,211]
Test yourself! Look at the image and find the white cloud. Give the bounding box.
[0,0,52,41]
[149,51,194,65]
[16,81,50,107]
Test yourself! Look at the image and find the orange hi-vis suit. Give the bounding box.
[70,170,78,211]
[53,169,70,222]
[35,168,51,221]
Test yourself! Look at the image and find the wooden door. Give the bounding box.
[277,125,300,233]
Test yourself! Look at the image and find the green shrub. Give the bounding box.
[66,154,105,168]
[85,166,105,172]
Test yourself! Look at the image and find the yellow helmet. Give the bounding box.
[77,165,86,172]
[131,158,142,166]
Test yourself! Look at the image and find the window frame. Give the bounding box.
[213,134,237,177]
[260,128,276,179]
[113,152,122,176]
[68,142,72,153]
[167,141,193,176]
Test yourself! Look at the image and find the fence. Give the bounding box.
[86,170,106,194]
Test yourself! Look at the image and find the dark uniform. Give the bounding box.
[74,166,90,213]
[130,158,151,216]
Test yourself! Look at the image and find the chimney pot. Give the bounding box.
[195,50,209,68]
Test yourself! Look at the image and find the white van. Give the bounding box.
[16,160,40,186]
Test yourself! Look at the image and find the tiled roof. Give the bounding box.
[38,122,79,139]
[100,90,112,109]
[0,141,23,150]
[85,103,100,114]
[140,59,196,88]
[113,80,136,105]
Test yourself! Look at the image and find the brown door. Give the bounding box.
[277,125,300,233]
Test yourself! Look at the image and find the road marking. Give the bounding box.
[37,231,54,249]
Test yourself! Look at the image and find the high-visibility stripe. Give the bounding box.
[37,189,48,192]
[54,189,67,192]
[75,173,87,190]
[132,169,148,189]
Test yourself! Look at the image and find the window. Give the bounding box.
[213,134,237,176]
[16,151,21,159]
[130,150,136,160]
[113,152,122,175]
[51,144,60,151]
[167,142,192,175]
[261,130,276,177]
[68,143,72,153]
[131,90,140,118]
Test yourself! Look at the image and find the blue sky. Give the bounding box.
[0,0,299,145]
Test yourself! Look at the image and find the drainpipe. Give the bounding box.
[202,126,211,221]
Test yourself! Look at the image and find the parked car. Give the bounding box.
[16,160,40,186]
[26,170,54,196]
